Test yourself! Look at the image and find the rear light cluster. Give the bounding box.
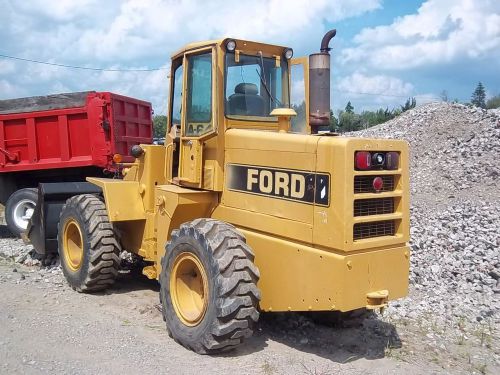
[355,151,399,171]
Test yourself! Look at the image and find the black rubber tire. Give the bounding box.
[160,218,260,354]
[5,188,38,237]
[58,194,121,292]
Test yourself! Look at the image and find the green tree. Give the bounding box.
[471,82,486,108]
[345,101,354,114]
[329,109,338,132]
[153,115,167,138]
[486,94,500,109]
[401,97,416,112]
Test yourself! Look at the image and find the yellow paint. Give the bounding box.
[84,36,410,315]
[237,228,409,312]
[62,218,83,271]
[270,108,297,133]
[170,252,209,326]
[155,185,218,268]
[86,178,146,221]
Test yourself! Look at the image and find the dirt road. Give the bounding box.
[0,254,450,375]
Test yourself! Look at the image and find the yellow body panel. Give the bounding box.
[240,228,409,312]
[155,185,218,270]
[86,178,146,221]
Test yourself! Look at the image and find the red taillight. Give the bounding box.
[385,152,399,170]
[373,177,384,191]
[355,151,371,170]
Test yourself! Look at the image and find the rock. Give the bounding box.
[488,270,500,280]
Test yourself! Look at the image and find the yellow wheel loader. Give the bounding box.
[27,30,410,354]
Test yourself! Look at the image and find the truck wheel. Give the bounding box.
[5,188,38,237]
[57,194,121,292]
[160,218,260,354]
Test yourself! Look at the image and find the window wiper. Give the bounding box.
[256,52,282,107]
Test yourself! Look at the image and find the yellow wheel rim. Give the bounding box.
[63,219,84,271]
[170,252,209,326]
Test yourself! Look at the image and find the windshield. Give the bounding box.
[225,52,289,121]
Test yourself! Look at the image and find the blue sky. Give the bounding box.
[0,0,499,114]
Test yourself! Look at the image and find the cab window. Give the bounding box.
[185,52,213,137]
[225,52,289,121]
[170,60,183,128]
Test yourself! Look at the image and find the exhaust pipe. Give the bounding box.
[309,29,336,133]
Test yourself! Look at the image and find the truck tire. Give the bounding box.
[160,218,260,354]
[5,188,38,237]
[57,194,121,292]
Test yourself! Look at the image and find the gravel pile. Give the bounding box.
[349,102,500,331]
[350,103,500,206]
[0,226,45,267]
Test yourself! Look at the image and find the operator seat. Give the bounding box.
[227,83,265,116]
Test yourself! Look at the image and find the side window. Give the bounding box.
[170,62,184,128]
[185,52,213,137]
[290,63,307,133]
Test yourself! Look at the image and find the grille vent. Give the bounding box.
[354,198,394,217]
[354,175,394,193]
[353,220,395,240]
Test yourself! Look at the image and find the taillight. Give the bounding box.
[355,151,371,170]
[373,176,384,191]
[385,152,399,170]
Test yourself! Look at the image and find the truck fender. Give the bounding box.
[26,182,102,255]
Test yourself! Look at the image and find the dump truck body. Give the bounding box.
[0,91,152,235]
[0,91,152,173]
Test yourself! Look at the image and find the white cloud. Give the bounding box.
[74,0,382,61]
[332,72,439,111]
[337,72,414,98]
[12,0,101,21]
[0,60,16,75]
[0,79,25,98]
[0,0,382,111]
[341,0,500,70]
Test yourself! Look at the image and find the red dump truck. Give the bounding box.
[0,91,153,236]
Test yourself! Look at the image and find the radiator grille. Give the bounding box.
[353,220,395,240]
[354,175,394,193]
[354,198,394,217]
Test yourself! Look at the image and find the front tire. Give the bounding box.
[58,194,121,292]
[160,218,260,354]
[5,188,38,237]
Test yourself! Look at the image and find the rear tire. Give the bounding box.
[5,188,38,237]
[160,218,260,354]
[58,194,121,292]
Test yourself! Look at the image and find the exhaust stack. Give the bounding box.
[309,29,336,133]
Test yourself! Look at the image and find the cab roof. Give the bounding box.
[170,38,288,59]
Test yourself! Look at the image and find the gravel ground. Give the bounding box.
[0,102,499,374]
[0,257,445,375]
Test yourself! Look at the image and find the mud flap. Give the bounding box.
[25,182,102,255]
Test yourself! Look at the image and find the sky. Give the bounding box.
[0,0,499,114]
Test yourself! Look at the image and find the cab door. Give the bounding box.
[178,47,217,187]
[290,57,310,134]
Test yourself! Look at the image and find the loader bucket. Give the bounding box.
[25,182,102,255]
